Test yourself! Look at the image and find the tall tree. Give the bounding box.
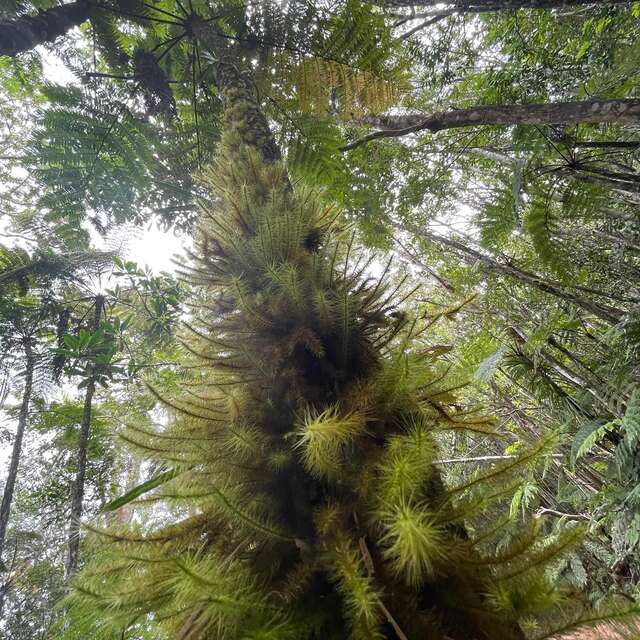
[61,17,640,640]
[65,295,104,576]
[0,332,35,565]
[0,0,91,57]
[0,295,59,620]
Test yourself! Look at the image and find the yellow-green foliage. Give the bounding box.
[379,501,449,585]
[295,57,402,117]
[294,404,366,478]
[63,78,640,640]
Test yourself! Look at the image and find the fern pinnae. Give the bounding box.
[497,525,585,582]
[470,515,513,547]
[145,383,228,423]
[207,484,295,542]
[533,605,640,640]
[461,521,540,567]
[447,435,555,497]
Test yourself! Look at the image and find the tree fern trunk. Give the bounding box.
[187,31,526,640]
[66,295,103,577]
[0,0,91,57]
[0,339,34,562]
[67,26,565,640]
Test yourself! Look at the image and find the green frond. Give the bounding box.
[614,387,640,479]
[479,185,518,251]
[497,525,585,581]
[220,423,268,463]
[102,469,181,512]
[487,573,567,620]
[285,114,344,182]
[295,57,402,118]
[536,605,640,640]
[376,417,436,504]
[523,197,568,278]
[570,418,618,466]
[448,434,557,497]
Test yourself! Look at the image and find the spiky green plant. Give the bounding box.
[63,40,640,640]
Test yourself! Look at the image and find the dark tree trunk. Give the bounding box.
[0,341,34,562]
[404,224,624,324]
[186,26,525,640]
[342,99,640,151]
[0,0,91,57]
[66,295,103,577]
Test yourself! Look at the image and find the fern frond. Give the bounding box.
[523,197,568,278]
[536,605,640,640]
[570,418,618,466]
[615,387,640,479]
[295,58,401,118]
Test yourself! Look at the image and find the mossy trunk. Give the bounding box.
[69,29,549,640]
[189,36,526,640]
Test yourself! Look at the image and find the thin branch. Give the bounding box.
[156,32,187,63]
[143,2,184,21]
[95,2,184,26]
[534,507,591,521]
[397,10,454,40]
[433,453,564,464]
[341,99,640,152]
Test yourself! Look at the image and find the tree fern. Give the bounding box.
[45,9,639,640]
[615,387,640,480]
[28,83,197,232]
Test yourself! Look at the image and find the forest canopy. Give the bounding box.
[0,0,640,638]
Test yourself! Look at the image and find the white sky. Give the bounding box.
[0,50,188,474]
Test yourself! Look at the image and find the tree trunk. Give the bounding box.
[403,224,624,324]
[0,340,34,563]
[0,0,91,57]
[66,295,103,577]
[342,99,640,151]
[185,28,526,640]
[385,0,632,12]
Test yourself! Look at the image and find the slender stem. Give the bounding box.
[433,453,564,464]
[191,46,202,168]
[0,341,34,562]
[66,296,104,576]
[143,2,183,21]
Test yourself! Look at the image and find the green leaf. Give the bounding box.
[102,469,181,512]
[474,348,505,383]
[575,41,590,62]
[570,419,617,467]
[626,513,640,549]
